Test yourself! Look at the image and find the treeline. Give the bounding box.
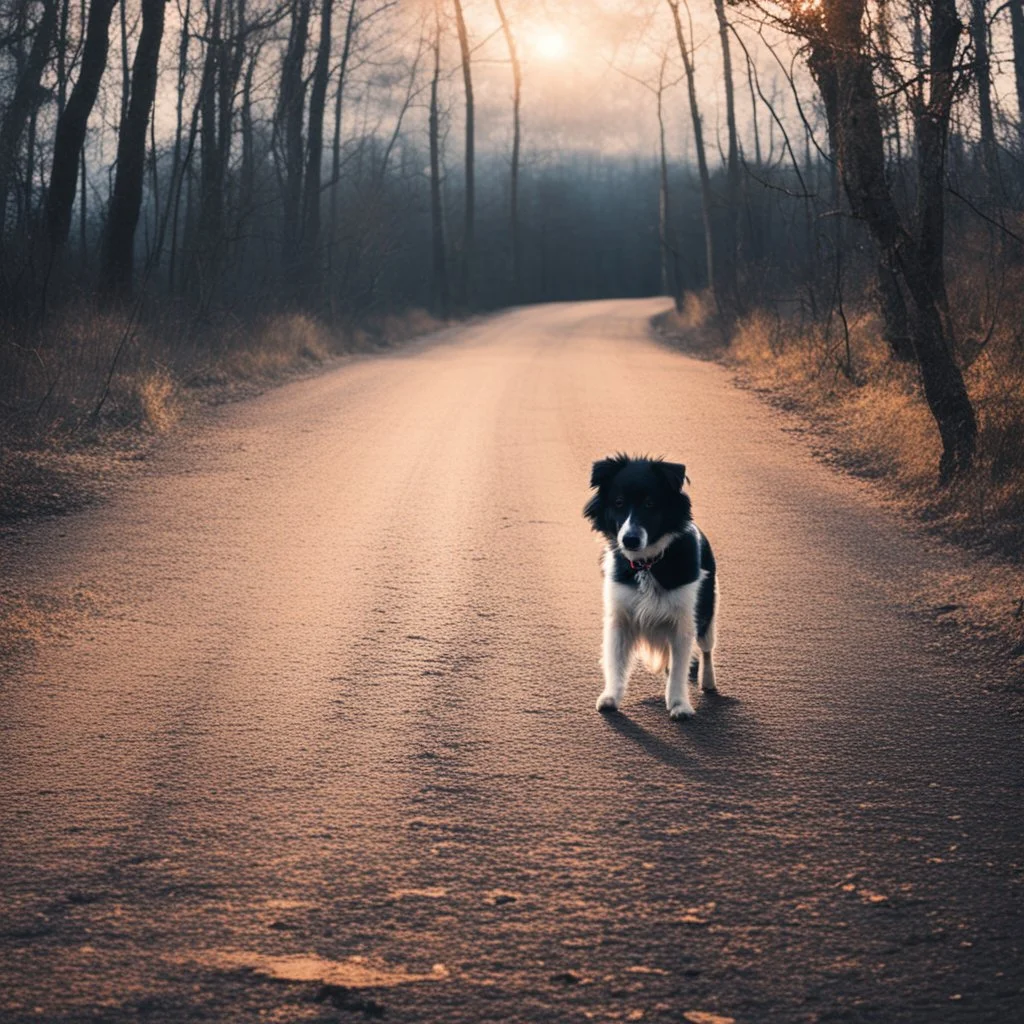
[656,0,1024,485]
[1,0,1023,484]
[0,0,677,317]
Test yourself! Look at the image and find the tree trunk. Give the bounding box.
[805,0,977,482]
[195,0,224,300]
[119,0,129,123]
[56,0,69,116]
[302,0,334,298]
[915,0,958,315]
[657,84,670,300]
[46,0,118,252]
[79,147,87,261]
[654,64,682,310]
[328,0,357,252]
[152,0,190,280]
[666,0,716,306]
[451,0,474,308]
[712,0,740,308]
[170,79,202,296]
[970,0,998,187]
[0,0,58,231]
[278,0,311,281]
[876,257,914,360]
[746,55,761,166]
[239,47,257,222]
[429,2,449,319]
[24,102,38,226]
[493,0,521,300]
[100,0,167,297]
[147,84,159,261]
[1010,0,1024,154]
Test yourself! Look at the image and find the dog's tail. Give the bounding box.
[636,639,670,675]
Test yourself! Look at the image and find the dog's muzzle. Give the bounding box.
[617,516,647,553]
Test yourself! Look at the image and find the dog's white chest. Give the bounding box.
[603,549,699,633]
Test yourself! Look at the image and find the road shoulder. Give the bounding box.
[651,309,1024,702]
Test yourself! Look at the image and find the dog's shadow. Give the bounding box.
[601,691,743,770]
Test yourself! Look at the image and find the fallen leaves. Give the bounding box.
[388,887,448,900]
[683,1012,736,1024]
[677,901,716,926]
[202,950,449,989]
[858,890,889,904]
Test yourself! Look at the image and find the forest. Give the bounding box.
[0,0,1022,537]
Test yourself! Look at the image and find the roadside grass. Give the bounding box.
[0,305,444,524]
[654,291,1024,664]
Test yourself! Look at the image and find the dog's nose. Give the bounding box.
[621,534,642,551]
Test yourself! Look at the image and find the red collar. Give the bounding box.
[629,552,664,572]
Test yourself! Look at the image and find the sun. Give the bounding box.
[534,29,568,61]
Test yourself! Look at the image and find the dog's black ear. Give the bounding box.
[657,461,688,492]
[590,454,625,489]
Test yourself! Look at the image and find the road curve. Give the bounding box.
[1,299,1022,1023]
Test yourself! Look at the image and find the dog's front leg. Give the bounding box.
[597,615,632,712]
[666,626,697,720]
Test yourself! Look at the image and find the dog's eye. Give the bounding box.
[613,496,624,508]
[644,497,655,509]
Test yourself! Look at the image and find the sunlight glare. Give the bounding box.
[534,29,569,61]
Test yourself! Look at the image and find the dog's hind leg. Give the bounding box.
[597,617,633,713]
[696,570,718,692]
[697,612,717,692]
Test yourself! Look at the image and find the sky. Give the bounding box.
[132,0,1024,178]
[434,0,763,161]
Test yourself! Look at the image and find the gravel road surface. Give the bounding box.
[2,299,1022,1023]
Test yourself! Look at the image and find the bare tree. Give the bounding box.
[278,0,311,281]
[493,0,521,299]
[100,0,167,296]
[451,0,473,306]
[666,0,716,307]
[429,0,449,318]
[794,0,977,480]
[969,0,998,186]
[712,0,740,307]
[329,0,358,245]
[0,0,58,232]
[45,0,117,253]
[303,0,335,299]
[195,0,225,298]
[1009,0,1024,155]
[616,51,684,309]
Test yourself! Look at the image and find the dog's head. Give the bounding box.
[583,454,692,559]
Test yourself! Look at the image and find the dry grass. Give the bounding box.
[0,303,444,661]
[0,305,444,524]
[655,289,1024,663]
[659,293,1024,555]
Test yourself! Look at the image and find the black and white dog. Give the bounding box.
[583,454,718,720]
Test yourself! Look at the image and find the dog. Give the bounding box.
[583,454,718,720]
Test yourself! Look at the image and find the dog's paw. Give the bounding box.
[668,702,695,721]
[596,692,620,713]
[701,664,717,692]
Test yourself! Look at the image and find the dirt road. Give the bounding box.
[2,299,1021,1022]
